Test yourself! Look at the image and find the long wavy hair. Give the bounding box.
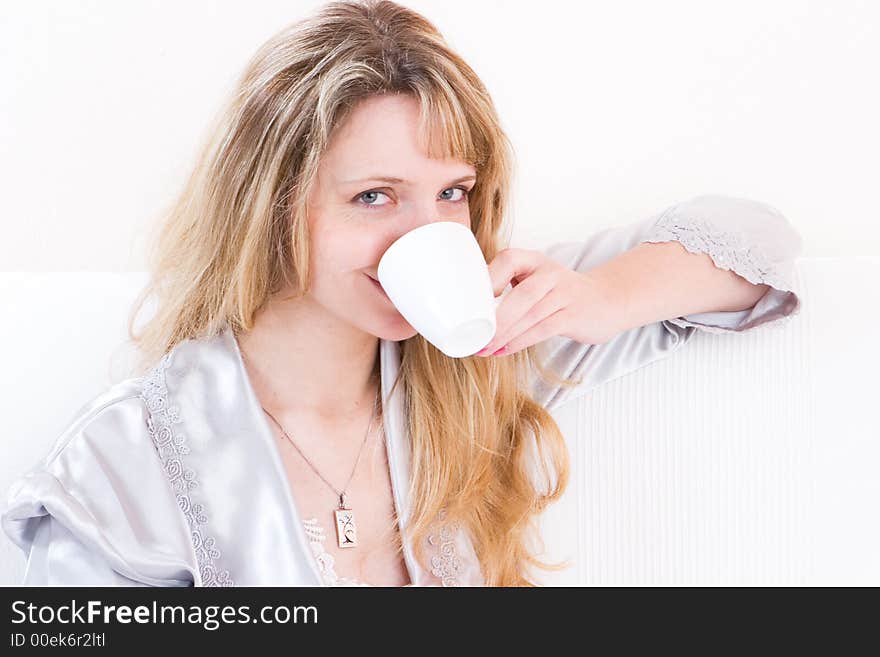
[128,0,585,586]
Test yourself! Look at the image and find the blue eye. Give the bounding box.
[439,187,469,202]
[354,186,471,209]
[357,190,392,207]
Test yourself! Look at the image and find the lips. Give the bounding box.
[366,274,389,298]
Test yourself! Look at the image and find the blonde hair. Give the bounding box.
[128,0,584,586]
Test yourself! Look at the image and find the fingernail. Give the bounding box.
[492,345,508,356]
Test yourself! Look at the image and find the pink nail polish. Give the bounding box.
[492,345,508,356]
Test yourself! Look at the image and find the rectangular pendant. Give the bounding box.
[334,507,358,548]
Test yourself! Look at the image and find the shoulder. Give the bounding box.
[1,362,198,586]
[37,377,150,469]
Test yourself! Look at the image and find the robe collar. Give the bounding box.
[155,322,483,586]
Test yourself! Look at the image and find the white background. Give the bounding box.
[1,0,878,271]
[1,2,878,586]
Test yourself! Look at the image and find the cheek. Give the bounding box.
[310,223,386,278]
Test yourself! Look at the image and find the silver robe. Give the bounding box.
[1,194,804,586]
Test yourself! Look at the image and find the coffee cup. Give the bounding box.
[377,221,503,358]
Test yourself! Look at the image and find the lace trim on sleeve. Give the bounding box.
[641,206,801,333]
[641,206,791,292]
[141,352,234,587]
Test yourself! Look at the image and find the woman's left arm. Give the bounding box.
[478,194,803,410]
[572,233,775,338]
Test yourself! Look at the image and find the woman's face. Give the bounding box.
[304,93,477,342]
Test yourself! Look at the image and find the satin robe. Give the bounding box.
[1,194,804,586]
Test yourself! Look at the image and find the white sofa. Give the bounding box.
[1,260,877,586]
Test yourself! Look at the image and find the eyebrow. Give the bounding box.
[341,174,477,186]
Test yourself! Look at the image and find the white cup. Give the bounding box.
[377,221,502,358]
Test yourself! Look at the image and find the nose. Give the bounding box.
[404,205,442,233]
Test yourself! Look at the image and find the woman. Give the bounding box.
[1,0,803,587]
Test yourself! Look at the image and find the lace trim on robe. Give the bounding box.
[427,507,462,586]
[302,518,373,587]
[641,207,800,332]
[303,507,463,587]
[140,352,234,587]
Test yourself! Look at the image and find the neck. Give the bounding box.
[235,289,381,425]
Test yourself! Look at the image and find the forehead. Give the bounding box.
[321,94,474,179]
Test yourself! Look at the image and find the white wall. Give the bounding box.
[1,0,878,271]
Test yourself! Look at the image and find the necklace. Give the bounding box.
[261,387,380,550]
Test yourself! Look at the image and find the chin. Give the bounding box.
[371,317,418,342]
[341,304,415,342]
[387,324,419,341]
[356,306,416,341]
